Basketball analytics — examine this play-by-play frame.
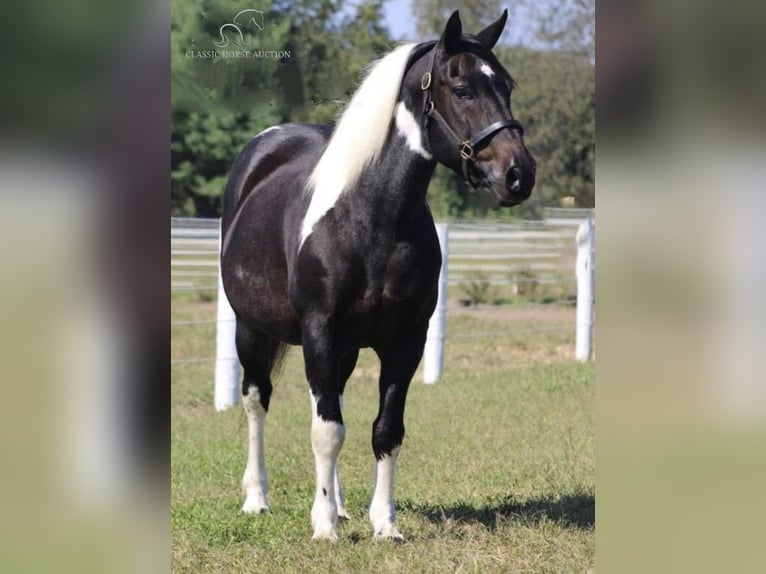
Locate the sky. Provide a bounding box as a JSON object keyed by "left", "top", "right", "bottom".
{"left": 382, "top": 0, "right": 539, "bottom": 45}
{"left": 383, "top": 0, "right": 417, "bottom": 40}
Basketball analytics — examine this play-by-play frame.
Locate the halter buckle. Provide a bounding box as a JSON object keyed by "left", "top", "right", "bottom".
{"left": 420, "top": 72, "right": 431, "bottom": 91}
{"left": 460, "top": 141, "right": 475, "bottom": 161}
{"left": 425, "top": 100, "right": 434, "bottom": 114}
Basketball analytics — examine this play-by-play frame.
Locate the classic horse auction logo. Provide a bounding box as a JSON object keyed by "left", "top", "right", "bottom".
{"left": 185, "top": 9, "right": 290, "bottom": 59}
{"left": 214, "top": 9, "right": 265, "bottom": 48}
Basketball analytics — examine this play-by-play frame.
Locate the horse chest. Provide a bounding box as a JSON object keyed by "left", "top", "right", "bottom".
{"left": 345, "top": 245, "right": 440, "bottom": 327}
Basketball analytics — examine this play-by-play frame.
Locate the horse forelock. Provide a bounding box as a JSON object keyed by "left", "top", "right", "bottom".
{"left": 300, "top": 43, "right": 417, "bottom": 248}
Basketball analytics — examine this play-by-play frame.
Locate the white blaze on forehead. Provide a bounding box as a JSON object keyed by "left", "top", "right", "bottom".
{"left": 480, "top": 63, "right": 495, "bottom": 78}
{"left": 395, "top": 102, "right": 432, "bottom": 160}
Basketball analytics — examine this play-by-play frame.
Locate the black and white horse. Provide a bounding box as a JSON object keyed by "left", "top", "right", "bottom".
{"left": 221, "top": 10, "right": 535, "bottom": 541}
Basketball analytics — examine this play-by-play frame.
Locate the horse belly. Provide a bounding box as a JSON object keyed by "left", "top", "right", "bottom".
{"left": 241, "top": 271, "right": 300, "bottom": 335}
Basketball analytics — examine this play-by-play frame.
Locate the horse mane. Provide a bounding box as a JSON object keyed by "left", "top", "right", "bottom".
{"left": 301, "top": 43, "right": 417, "bottom": 243}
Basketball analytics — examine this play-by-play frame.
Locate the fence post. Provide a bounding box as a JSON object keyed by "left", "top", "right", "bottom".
{"left": 423, "top": 223, "right": 449, "bottom": 383}
{"left": 575, "top": 216, "right": 595, "bottom": 362}
{"left": 214, "top": 219, "right": 241, "bottom": 411}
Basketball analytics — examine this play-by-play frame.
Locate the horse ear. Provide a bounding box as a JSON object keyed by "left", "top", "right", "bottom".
{"left": 476, "top": 10, "right": 508, "bottom": 49}
{"left": 439, "top": 10, "right": 463, "bottom": 54}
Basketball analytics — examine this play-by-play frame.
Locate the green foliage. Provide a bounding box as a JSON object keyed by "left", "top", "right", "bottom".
{"left": 502, "top": 46, "right": 595, "bottom": 216}
{"left": 171, "top": 0, "right": 392, "bottom": 216}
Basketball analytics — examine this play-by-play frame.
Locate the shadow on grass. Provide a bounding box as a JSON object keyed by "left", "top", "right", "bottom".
{"left": 400, "top": 493, "right": 594, "bottom": 530}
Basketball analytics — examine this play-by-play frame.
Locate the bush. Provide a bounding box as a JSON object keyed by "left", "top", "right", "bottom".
{"left": 512, "top": 268, "right": 539, "bottom": 297}
{"left": 460, "top": 271, "right": 496, "bottom": 306}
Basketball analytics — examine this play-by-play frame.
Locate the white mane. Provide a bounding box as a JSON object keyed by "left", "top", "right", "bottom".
{"left": 300, "top": 43, "right": 417, "bottom": 248}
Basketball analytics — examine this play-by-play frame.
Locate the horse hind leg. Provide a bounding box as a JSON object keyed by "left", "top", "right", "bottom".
{"left": 237, "top": 322, "right": 286, "bottom": 514}
{"left": 334, "top": 350, "right": 359, "bottom": 520}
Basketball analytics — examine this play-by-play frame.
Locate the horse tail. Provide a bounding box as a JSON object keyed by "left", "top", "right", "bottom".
{"left": 270, "top": 341, "right": 290, "bottom": 380}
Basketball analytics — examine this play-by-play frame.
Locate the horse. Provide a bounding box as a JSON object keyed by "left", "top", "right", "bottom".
{"left": 220, "top": 9, "right": 536, "bottom": 541}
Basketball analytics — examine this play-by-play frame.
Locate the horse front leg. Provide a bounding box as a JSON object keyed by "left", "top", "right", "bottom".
{"left": 369, "top": 327, "right": 427, "bottom": 541}
{"left": 302, "top": 324, "right": 345, "bottom": 540}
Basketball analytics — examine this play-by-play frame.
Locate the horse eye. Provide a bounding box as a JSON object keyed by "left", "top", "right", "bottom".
{"left": 452, "top": 86, "right": 472, "bottom": 100}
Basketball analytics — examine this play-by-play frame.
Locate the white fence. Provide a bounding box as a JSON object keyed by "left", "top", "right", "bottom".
{"left": 171, "top": 215, "right": 587, "bottom": 293}
{"left": 171, "top": 211, "right": 594, "bottom": 409}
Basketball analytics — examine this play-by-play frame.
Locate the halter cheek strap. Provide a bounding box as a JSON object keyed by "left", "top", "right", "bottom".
{"left": 419, "top": 45, "right": 524, "bottom": 186}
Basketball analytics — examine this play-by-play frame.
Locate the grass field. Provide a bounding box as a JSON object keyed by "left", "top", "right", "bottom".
{"left": 172, "top": 302, "right": 594, "bottom": 573}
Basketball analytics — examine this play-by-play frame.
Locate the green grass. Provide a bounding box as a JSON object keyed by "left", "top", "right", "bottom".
{"left": 172, "top": 303, "right": 594, "bottom": 573}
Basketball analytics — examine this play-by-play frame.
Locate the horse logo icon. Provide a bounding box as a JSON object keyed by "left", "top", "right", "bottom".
{"left": 215, "top": 9, "right": 265, "bottom": 48}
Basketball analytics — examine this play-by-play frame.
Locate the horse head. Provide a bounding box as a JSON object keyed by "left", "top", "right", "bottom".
{"left": 424, "top": 10, "right": 536, "bottom": 207}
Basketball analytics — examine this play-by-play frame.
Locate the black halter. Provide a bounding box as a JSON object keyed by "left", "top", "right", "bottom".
{"left": 416, "top": 42, "right": 525, "bottom": 186}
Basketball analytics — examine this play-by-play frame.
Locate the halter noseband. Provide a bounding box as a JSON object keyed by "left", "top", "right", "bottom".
{"left": 418, "top": 43, "right": 524, "bottom": 186}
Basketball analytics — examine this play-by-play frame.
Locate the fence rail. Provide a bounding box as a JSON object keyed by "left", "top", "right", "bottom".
{"left": 171, "top": 214, "right": 591, "bottom": 292}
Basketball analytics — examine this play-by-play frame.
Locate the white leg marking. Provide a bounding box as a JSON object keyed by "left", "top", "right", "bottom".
{"left": 395, "top": 102, "right": 432, "bottom": 160}
{"left": 310, "top": 393, "right": 345, "bottom": 540}
{"left": 241, "top": 386, "right": 270, "bottom": 514}
{"left": 480, "top": 63, "right": 495, "bottom": 78}
{"left": 335, "top": 395, "right": 349, "bottom": 520}
{"left": 334, "top": 465, "right": 349, "bottom": 520}
{"left": 369, "top": 447, "right": 403, "bottom": 540}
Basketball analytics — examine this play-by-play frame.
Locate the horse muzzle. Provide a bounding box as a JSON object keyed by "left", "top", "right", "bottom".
{"left": 489, "top": 161, "right": 535, "bottom": 207}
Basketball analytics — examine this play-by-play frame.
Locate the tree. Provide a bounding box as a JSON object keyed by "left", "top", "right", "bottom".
{"left": 507, "top": 0, "right": 595, "bottom": 211}
{"left": 499, "top": 45, "right": 595, "bottom": 215}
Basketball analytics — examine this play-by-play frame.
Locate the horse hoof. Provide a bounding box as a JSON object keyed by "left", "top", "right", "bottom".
{"left": 241, "top": 498, "right": 269, "bottom": 514}
{"left": 373, "top": 526, "right": 405, "bottom": 542}
{"left": 311, "top": 529, "right": 339, "bottom": 541}
{"left": 337, "top": 507, "right": 351, "bottom": 521}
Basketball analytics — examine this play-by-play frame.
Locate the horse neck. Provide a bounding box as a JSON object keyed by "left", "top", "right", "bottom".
{"left": 361, "top": 147, "right": 434, "bottom": 223}
{"left": 351, "top": 78, "right": 437, "bottom": 230}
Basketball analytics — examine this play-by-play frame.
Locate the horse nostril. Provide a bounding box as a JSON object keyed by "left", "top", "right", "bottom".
{"left": 506, "top": 166, "right": 521, "bottom": 191}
